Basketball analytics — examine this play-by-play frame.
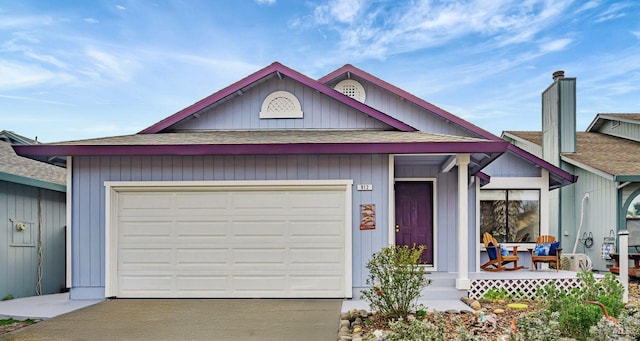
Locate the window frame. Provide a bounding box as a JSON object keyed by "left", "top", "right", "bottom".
{"left": 479, "top": 189, "right": 541, "bottom": 243}
{"left": 476, "top": 173, "right": 550, "bottom": 254}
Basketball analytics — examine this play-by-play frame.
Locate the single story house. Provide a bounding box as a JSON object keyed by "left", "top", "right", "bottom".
{"left": 1, "top": 130, "right": 67, "bottom": 299}
{"left": 504, "top": 73, "right": 640, "bottom": 271}
{"left": 14, "top": 62, "right": 576, "bottom": 300}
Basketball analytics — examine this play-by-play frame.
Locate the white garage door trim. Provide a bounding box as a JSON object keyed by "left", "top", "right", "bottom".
{"left": 105, "top": 180, "right": 353, "bottom": 298}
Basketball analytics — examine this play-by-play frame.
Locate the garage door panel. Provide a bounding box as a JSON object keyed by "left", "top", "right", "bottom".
{"left": 120, "top": 221, "right": 172, "bottom": 238}
{"left": 176, "top": 249, "right": 228, "bottom": 264}
{"left": 232, "top": 276, "right": 286, "bottom": 291}
{"left": 116, "top": 186, "right": 347, "bottom": 298}
{"left": 120, "top": 248, "right": 172, "bottom": 266}
{"left": 232, "top": 249, "right": 286, "bottom": 264}
{"left": 175, "top": 222, "right": 227, "bottom": 238}
{"left": 232, "top": 222, "right": 285, "bottom": 237}
{"left": 290, "top": 248, "right": 342, "bottom": 264}
{"left": 290, "top": 276, "right": 343, "bottom": 291}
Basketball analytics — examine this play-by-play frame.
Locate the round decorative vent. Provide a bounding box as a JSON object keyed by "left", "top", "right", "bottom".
{"left": 259, "top": 91, "right": 303, "bottom": 119}
{"left": 334, "top": 79, "right": 366, "bottom": 103}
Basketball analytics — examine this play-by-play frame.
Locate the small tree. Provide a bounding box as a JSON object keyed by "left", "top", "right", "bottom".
{"left": 361, "top": 245, "right": 431, "bottom": 320}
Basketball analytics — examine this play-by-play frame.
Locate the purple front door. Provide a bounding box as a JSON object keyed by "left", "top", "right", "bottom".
{"left": 395, "top": 181, "right": 434, "bottom": 264}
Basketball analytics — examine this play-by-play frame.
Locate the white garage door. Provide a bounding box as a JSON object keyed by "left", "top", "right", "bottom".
{"left": 112, "top": 184, "right": 349, "bottom": 298}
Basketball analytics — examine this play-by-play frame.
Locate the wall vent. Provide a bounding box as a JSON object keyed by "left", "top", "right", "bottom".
{"left": 334, "top": 79, "right": 366, "bottom": 103}
{"left": 259, "top": 91, "right": 303, "bottom": 119}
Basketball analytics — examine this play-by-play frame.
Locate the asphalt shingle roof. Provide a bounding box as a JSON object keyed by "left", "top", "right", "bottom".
{"left": 51, "top": 130, "right": 491, "bottom": 145}
{"left": 0, "top": 141, "right": 66, "bottom": 186}
{"left": 505, "top": 131, "right": 640, "bottom": 177}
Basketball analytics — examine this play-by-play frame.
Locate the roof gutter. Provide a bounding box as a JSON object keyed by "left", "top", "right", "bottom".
{"left": 14, "top": 141, "right": 509, "bottom": 157}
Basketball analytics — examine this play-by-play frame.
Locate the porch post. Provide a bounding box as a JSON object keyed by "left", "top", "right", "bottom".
{"left": 456, "top": 154, "right": 471, "bottom": 290}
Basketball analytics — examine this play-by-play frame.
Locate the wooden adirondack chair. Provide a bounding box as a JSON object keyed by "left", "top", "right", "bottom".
{"left": 481, "top": 232, "right": 524, "bottom": 272}
{"left": 529, "top": 235, "right": 562, "bottom": 271}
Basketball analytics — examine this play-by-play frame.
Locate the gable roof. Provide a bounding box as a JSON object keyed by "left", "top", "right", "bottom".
{"left": 139, "top": 62, "right": 416, "bottom": 134}
{"left": 0, "top": 130, "right": 38, "bottom": 145}
{"left": 587, "top": 113, "right": 640, "bottom": 132}
{"left": 0, "top": 141, "right": 66, "bottom": 192}
{"left": 318, "top": 64, "right": 500, "bottom": 140}
{"left": 505, "top": 130, "right": 640, "bottom": 181}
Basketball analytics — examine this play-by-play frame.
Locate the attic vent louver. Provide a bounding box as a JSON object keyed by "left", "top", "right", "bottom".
{"left": 259, "top": 91, "right": 303, "bottom": 119}
{"left": 334, "top": 79, "right": 366, "bottom": 103}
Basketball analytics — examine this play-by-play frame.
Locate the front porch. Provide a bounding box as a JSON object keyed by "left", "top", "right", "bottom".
{"left": 343, "top": 270, "right": 606, "bottom": 312}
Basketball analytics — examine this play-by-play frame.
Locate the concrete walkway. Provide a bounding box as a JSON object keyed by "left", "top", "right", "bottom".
{"left": 0, "top": 293, "right": 102, "bottom": 320}
{"left": 1, "top": 299, "right": 342, "bottom": 341}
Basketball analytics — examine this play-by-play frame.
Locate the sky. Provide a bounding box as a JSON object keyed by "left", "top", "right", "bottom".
{"left": 1, "top": 0, "right": 639, "bottom": 142}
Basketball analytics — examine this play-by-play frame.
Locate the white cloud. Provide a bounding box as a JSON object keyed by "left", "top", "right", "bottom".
{"left": 0, "top": 15, "right": 53, "bottom": 29}
{"left": 539, "top": 38, "right": 572, "bottom": 52}
{"left": 116, "top": 5, "right": 126, "bottom": 11}
{"left": 633, "top": 31, "right": 640, "bottom": 39}
{"left": 304, "top": 0, "right": 574, "bottom": 60}
{"left": 85, "top": 48, "right": 138, "bottom": 81}
{"left": 255, "top": 0, "right": 276, "bottom": 5}
{"left": 594, "top": 2, "right": 632, "bottom": 23}
{"left": 0, "top": 60, "right": 71, "bottom": 90}
{"left": 575, "top": 0, "right": 601, "bottom": 13}
{"left": 314, "top": 0, "right": 365, "bottom": 24}
{"left": 84, "top": 17, "right": 99, "bottom": 24}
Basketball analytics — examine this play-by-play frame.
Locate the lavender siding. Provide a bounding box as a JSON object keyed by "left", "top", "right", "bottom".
{"left": 171, "top": 77, "right": 391, "bottom": 131}
{"left": 71, "top": 154, "right": 390, "bottom": 298}
{"left": 326, "top": 76, "right": 478, "bottom": 137}
{"left": 483, "top": 152, "right": 542, "bottom": 177}
{"left": 392, "top": 166, "right": 478, "bottom": 273}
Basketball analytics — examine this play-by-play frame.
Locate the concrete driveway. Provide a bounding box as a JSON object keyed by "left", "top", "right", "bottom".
{"left": 1, "top": 299, "right": 341, "bottom": 341}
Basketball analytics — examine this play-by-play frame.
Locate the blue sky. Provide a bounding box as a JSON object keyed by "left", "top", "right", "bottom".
{"left": 1, "top": 0, "right": 639, "bottom": 142}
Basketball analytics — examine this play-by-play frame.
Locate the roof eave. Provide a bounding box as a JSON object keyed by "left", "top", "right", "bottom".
{"left": 506, "top": 144, "right": 577, "bottom": 188}
{"left": 0, "top": 171, "right": 66, "bottom": 192}
{"left": 614, "top": 175, "right": 640, "bottom": 182}
{"left": 14, "top": 141, "right": 508, "bottom": 157}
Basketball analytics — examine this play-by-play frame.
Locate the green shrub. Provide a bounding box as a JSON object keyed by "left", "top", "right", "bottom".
{"left": 361, "top": 245, "right": 431, "bottom": 320}
{"left": 482, "top": 288, "right": 509, "bottom": 301}
{"left": 385, "top": 314, "right": 445, "bottom": 341}
{"left": 2, "top": 294, "right": 13, "bottom": 301}
{"left": 535, "top": 270, "right": 625, "bottom": 340}
{"left": 509, "top": 310, "right": 561, "bottom": 341}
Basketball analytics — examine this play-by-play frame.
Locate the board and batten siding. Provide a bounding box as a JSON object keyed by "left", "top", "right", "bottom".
{"left": 394, "top": 165, "right": 469, "bottom": 273}
{"left": 71, "top": 154, "right": 389, "bottom": 299}
{"left": 597, "top": 119, "right": 640, "bottom": 142}
{"left": 171, "top": 77, "right": 391, "bottom": 131}
{"left": 0, "top": 181, "right": 66, "bottom": 299}
{"left": 564, "top": 168, "right": 617, "bottom": 271}
{"left": 325, "top": 76, "right": 480, "bottom": 138}
{"left": 482, "top": 152, "right": 542, "bottom": 178}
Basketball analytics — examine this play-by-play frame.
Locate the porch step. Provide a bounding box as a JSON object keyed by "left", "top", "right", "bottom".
{"left": 420, "top": 286, "right": 467, "bottom": 300}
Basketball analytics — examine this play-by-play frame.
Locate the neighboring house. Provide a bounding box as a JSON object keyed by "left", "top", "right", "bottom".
{"left": 503, "top": 72, "right": 640, "bottom": 271}
{"left": 0, "top": 130, "right": 67, "bottom": 299}
{"left": 14, "top": 62, "right": 575, "bottom": 300}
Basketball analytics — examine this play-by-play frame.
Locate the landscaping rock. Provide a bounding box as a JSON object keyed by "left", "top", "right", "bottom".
{"left": 445, "top": 309, "right": 459, "bottom": 314}
{"left": 494, "top": 308, "right": 505, "bottom": 314}
{"left": 339, "top": 320, "right": 350, "bottom": 328}
{"left": 470, "top": 300, "right": 482, "bottom": 310}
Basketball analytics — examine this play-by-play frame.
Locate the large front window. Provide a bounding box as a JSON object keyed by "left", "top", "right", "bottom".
{"left": 480, "top": 189, "right": 540, "bottom": 243}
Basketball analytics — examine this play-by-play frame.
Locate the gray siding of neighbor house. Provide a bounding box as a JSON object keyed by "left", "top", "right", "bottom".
{"left": 562, "top": 168, "right": 617, "bottom": 271}
{"left": 0, "top": 181, "right": 66, "bottom": 299}
{"left": 171, "top": 77, "right": 392, "bottom": 131}
{"left": 597, "top": 119, "right": 640, "bottom": 142}
{"left": 353, "top": 78, "right": 478, "bottom": 137}
{"left": 71, "top": 154, "right": 398, "bottom": 298}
